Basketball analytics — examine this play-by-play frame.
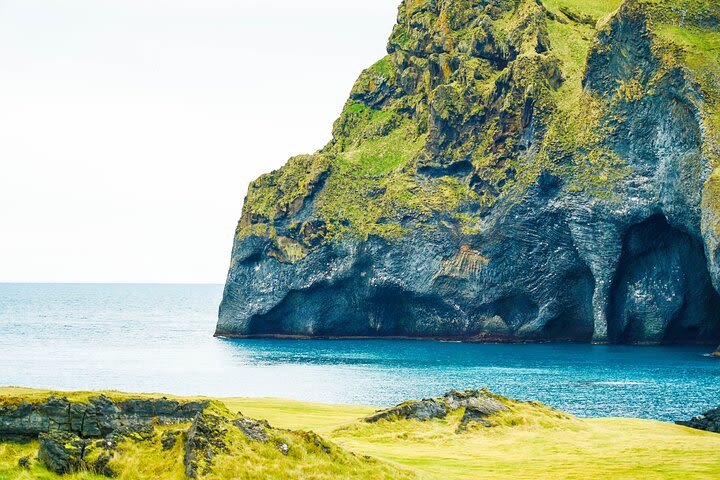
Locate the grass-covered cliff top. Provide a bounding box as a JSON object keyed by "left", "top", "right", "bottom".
{"left": 1, "top": 387, "right": 720, "bottom": 479}
{"left": 235, "top": 0, "right": 720, "bottom": 262}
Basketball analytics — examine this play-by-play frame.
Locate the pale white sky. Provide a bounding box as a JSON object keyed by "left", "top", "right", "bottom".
{"left": 0, "top": 0, "right": 398, "bottom": 283}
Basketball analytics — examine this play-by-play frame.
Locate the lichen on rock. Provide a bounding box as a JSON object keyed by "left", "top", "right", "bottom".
{"left": 365, "top": 389, "right": 515, "bottom": 432}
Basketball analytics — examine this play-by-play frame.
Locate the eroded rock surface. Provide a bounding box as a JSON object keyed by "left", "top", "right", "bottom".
{"left": 37, "top": 431, "right": 116, "bottom": 476}
{"left": 37, "top": 431, "right": 87, "bottom": 475}
{"left": 366, "top": 389, "right": 508, "bottom": 430}
{"left": 184, "top": 413, "right": 229, "bottom": 478}
{"left": 0, "top": 395, "right": 207, "bottom": 443}
{"left": 366, "top": 399, "right": 449, "bottom": 423}
{"left": 0, "top": 395, "right": 206, "bottom": 476}
{"left": 218, "top": 0, "right": 720, "bottom": 346}
{"left": 233, "top": 417, "right": 270, "bottom": 443}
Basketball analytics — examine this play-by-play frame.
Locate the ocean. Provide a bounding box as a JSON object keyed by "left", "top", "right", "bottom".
{"left": 0, "top": 283, "right": 718, "bottom": 421}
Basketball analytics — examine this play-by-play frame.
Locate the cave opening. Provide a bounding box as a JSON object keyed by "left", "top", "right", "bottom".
{"left": 541, "top": 269, "right": 596, "bottom": 342}
{"left": 607, "top": 214, "right": 720, "bottom": 344}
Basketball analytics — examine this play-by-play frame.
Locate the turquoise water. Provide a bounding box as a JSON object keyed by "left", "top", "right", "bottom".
{"left": 0, "top": 283, "right": 718, "bottom": 421}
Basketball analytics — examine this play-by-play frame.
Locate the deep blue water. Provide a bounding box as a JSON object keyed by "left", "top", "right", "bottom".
{"left": 0, "top": 283, "right": 718, "bottom": 421}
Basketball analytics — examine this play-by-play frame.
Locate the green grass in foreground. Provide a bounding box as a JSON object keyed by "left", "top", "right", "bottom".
{"left": 1, "top": 387, "right": 720, "bottom": 479}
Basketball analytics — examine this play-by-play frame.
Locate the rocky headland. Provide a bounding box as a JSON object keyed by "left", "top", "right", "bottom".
{"left": 218, "top": 0, "right": 720, "bottom": 346}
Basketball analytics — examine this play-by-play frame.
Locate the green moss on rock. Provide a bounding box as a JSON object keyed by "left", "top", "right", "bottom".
{"left": 233, "top": 0, "right": 720, "bottom": 262}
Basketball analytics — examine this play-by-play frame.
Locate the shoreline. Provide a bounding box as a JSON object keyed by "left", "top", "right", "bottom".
{"left": 0, "top": 385, "right": 707, "bottom": 424}
{"left": 214, "top": 332, "right": 720, "bottom": 349}
{"left": 0, "top": 384, "right": 714, "bottom": 427}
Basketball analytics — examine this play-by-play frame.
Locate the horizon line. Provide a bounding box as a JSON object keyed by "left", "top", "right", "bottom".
{"left": 0, "top": 281, "right": 224, "bottom": 286}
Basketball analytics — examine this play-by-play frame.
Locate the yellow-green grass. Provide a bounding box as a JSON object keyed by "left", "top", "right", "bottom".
{"left": 329, "top": 408, "right": 720, "bottom": 480}
{"left": 1, "top": 387, "right": 720, "bottom": 480}
{"left": 542, "top": 0, "right": 623, "bottom": 23}
{"left": 222, "top": 397, "right": 376, "bottom": 431}
{"left": 0, "top": 388, "right": 409, "bottom": 480}
{"left": 0, "top": 425, "right": 410, "bottom": 480}
{"left": 0, "top": 387, "right": 375, "bottom": 431}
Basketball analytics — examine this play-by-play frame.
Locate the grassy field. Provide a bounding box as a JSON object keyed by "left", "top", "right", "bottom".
{"left": 329, "top": 413, "right": 720, "bottom": 480}
{"left": 233, "top": 394, "right": 720, "bottom": 480}
{"left": 1, "top": 387, "right": 719, "bottom": 479}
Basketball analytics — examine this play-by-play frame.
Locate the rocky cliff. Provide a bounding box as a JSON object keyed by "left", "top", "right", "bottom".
{"left": 218, "top": 0, "right": 720, "bottom": 345}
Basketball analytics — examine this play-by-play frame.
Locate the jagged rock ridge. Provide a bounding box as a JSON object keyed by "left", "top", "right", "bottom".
{"left": 218, "top": 0, "right": 720, "bottom": 345}
{"left": 0, "top": 394, "right": 409, "bottom": 479}
{"left": 0, "top": 395, "right": 207, "bottom": 475}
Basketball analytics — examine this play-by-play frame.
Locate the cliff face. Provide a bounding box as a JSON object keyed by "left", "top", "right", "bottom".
{"left": 218, "top": 0, "right": 720, "bottom": 344}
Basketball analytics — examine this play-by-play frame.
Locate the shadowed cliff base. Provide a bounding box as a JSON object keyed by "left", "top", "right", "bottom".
{"left": 608, "top": 214, "right": 720, "bottom": 345}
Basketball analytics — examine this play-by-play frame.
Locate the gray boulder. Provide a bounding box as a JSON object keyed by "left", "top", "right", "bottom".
{"left": 233, "top": 417, "right": 270, "bottom": 443}
{"left": 365, "top": 388, "right": 509, "bottom": 430}
{"left": 365, "top": 399, "right": 449, "bottom": 423}
{"left": 676, "top": 407, "right": 720, "bottom": 433}
{"left": 38, "top": 432, "right": 89, "bottom": 475}
{"left": 184, "top": 413, "right": 228, "bottom": 479}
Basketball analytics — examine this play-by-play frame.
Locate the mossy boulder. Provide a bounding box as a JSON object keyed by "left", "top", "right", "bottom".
{"left": 364, "top": 389, "right": 531, "bottom": 432}
{"left": 37, "top": 432, "right": 87, "bottom": 474}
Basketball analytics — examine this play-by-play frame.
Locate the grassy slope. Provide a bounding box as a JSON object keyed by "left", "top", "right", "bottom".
{"left": 0, "top": 389, "right": 408, "bottom": 480}
{"left": 1, "top": 388, "right": 720, "bottom": 479}
{"left": 330, "top": 414, "right": 720, "bottom": 480}
{"left": 0, "top": 388, "right": 376, "bottom": 431}
{"left": 223, "top": 397, "right": 376, "bottom": 431}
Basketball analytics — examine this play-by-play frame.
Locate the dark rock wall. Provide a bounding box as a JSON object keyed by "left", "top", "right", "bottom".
{"left": 608, "top": 215, "right": 720, "bottom": 344}
{"left": 0, "top": 395, "right": 207, "bottom": 443}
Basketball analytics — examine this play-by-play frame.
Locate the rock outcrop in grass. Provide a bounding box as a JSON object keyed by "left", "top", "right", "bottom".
{"left": 2, "top": 388, "right": 720, "bottom": 479}
{"left": 363, "top": 388, "right": 570, "bottom": 433}
{"left": 0, "top": 391, "right": 414, "bottom": 479}
{"left": 0, "top": 394, "right": 207, "bottom": 444}
{"left": 365, "top": 389, "right": 509, "bottom": 430}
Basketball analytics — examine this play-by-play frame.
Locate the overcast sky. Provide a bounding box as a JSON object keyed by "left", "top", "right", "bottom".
{"left": 0, "top": 0, "right": 398, "bottom": 283}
